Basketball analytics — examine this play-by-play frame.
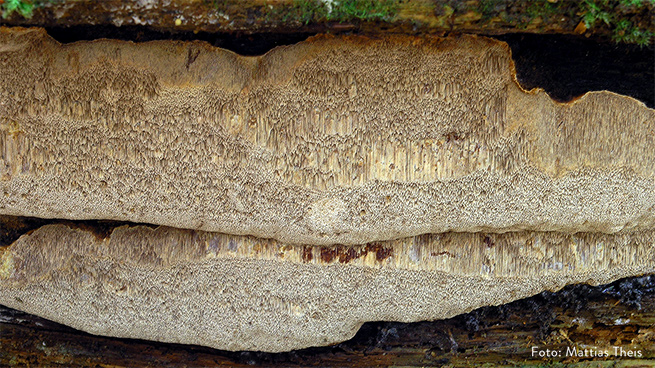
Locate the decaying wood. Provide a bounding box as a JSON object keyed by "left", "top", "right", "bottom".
{"left": 1, "top": 0, "right": 652, "bottom": 44}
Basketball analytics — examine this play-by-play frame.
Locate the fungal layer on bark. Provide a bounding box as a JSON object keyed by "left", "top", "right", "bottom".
{"left": 0, "top": 27, "right": 654, "bottom": 352}
{"left": 1, "top": 222, "right": 654, "bottom": 352}
{"left": 0, "top": 27, "right": 653, "bottom": 246}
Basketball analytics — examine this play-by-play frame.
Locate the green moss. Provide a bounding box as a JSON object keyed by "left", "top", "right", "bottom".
{"left": 582, "top": 0, "right": 613, "bottom": 28}
{"left": 526, "top": 0, "right": 560, "bottom": 18}
{"left": 284, "top": 0, "right": 329, "bottom": 24}
{"left": 1, "top": 0, "right": 35, "bottom": 19}
{"left": 613, "top": 18, "right": 653, "bottom": 46}
{"left": 619, "top": 0, "right": 653, "bottom": 6}
{"left": 581, "top": 0, "right": 654, "bottom": 46}
{"left": 1, "top": 0, "right": 65, "bottom": 19}
{"left": 260, "top": 0, "right": 328, "bottom": 25}
{"left": 259, "top": 0, "right": 399, "bottom": 25}
{"left": 478, "top": 0, "right": 496, "bottom": 18}
{"left": 328, "top": 0, "right": 399, "bottom": 21}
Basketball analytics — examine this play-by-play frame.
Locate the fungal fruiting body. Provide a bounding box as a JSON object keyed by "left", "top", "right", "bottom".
{"left": 0, "top": 27, "right": 653, "bottom": 352}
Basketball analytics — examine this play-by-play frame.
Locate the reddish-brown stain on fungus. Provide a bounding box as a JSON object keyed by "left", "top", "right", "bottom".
{"left": 302, "top": 246, "right": 313, "bottom": 262}
{"left": 364, "top": 243, "right": 394, "bottom": 262}
{"left": 483, "top": 235, "right": 495, "bottom": 248}
{"left": 314, "top": 243, "right": 394, "bottom": 264}
{"left": 337, "top": 246, "right": 360, "bottom": 264}
{"left": 318, "top": 246, "right": 363, "bottom": 264}
{"left": 320, "top": 247, "right": 338, "bottom": 263}
{"left": 444, "top": 131, "right": 464, "bottom": 143}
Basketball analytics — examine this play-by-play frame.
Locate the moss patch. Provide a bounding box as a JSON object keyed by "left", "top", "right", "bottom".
{"left": 1, "top": 0, "right": 35, "bottom": 18}
{"left": 260, "top": 0, "right": 399, "bottom": 25}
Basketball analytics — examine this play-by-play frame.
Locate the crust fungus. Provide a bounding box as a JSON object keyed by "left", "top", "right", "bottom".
{"left": 0, "top": 27, "right": 653, "bottom": 352}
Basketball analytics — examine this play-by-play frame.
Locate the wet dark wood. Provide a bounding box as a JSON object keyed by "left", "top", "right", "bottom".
{"left": 2, "top": 275, "right": 655, "bottom": 367}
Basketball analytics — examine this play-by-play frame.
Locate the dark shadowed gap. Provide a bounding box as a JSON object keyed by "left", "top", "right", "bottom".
{"left": 495, "top": 33, "right": 654, "bottom": 108}
{"left": 43, "top": 25, "right": 316, "bottom": 56}
{"left": 0, "top": 215, "right": 157, "bottom": 247}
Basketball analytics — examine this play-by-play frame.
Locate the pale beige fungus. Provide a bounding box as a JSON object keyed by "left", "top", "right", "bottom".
{"left": 1, "top": 224, "right": 654, "bottom": 352}
{"left": 0, "top": 27, "right": 654, "bottom": 352}
{"left": 0, "top": 27, "right": 653, "bottom": 245}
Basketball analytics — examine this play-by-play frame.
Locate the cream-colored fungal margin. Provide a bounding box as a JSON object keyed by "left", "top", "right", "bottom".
{"left": 0, "top": 27, "right": 653, "bottom": 245}
{"left": 0, "top": 224, "right": 654, "bottom": 352}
